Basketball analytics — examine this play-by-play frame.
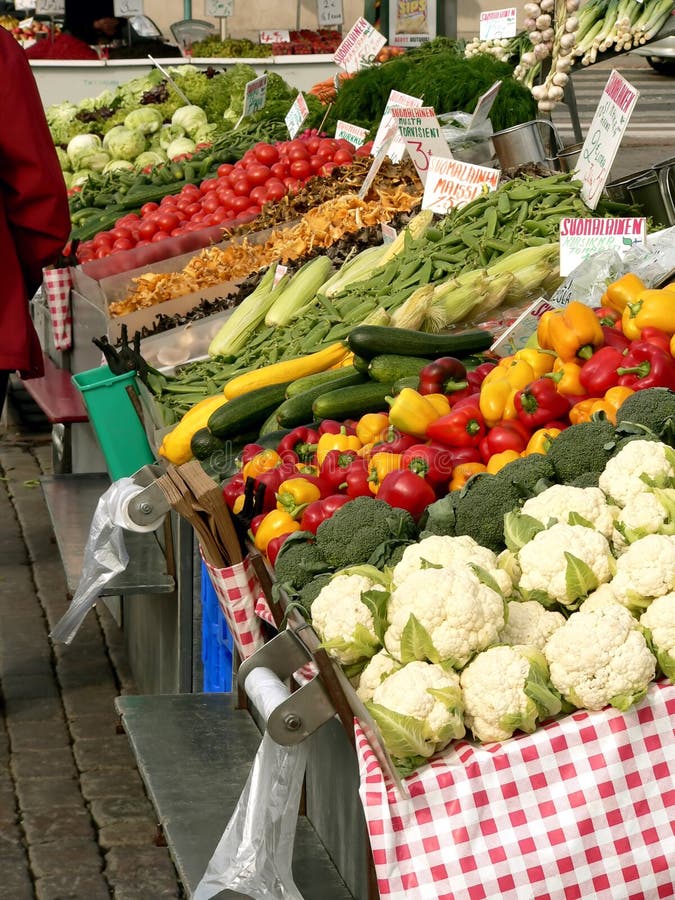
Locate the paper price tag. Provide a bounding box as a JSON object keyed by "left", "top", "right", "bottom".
{"left": 422, "top": 157, "right": 500, "bottom": 214}
{"left": 35, "top": 0, "right": 64, "bottom": 13}
{"left": 371, "top": 89, "right": 423, "bottom": 163}
{"left": 559, "top": 217, "right": 646, "bottom": 276}
{"left": 469, "top": 80, "right": 502, "bottom": 131}
{"left": 205, "top": 0, "right": 234, "bottom": 15}
{"left": 359, "top": 124, "right": 397, "bottom": 200}
{"left": 285, "top": 93, "right": 310, "bottom": 139}
{"left": 389, "top": 0, "right": 437, "bottom": 47}
{"left": 113, "top": 0, "right": 144, "bottom": 15}
{"left": 335, "top": 120, "right": 368, "bottom": 148}
{"left": 260, "top": 29, "right": 290, "bottom": 43}
{"left": 334, "top": 16, "right": 387, "bottom": 73}
{"left": 14, "top": 0, "right": 36, "bottom": 10}
{"left": 317, "top": 0, "right": 342, "bottom": 26}
{"left": 381, "top": 223, "right": 397, "bottom": 244}
{"left": 576, "top": 70, "right": 640, "bottom": 210}
{"left": 390, "top": 106, "right": 452, "bottom": 185}
{"left": 242, "top": 75, "right": 267, "bottom": 118}
{"left": 273, "top": 264, "right": 288, "bottom": 287}
{"left": 479, "top": 7, "right": 517, "bottom": 40}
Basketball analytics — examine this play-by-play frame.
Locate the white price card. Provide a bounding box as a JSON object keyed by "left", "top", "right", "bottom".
{"left": 390, "top": 105, "right": 452, "bottom": 185}
{"left": 35, "top": 0, "right": 64, "bottom": 14}
{"left": 113, "top": 0, "right": 144, "bottom": 16}
{"left": 260, "top": 29, "right": 290, "bottom": 43}
{"left": 559, "top": 217, "right": 647, "bottom": 276}
{"left": 317, "top": 0, "right": 342, "bottom": 27}
{"left": 469, "top": 80, "right": 502, "bottom": 130}
{"left": 422, "top": 157, "right": 500, "bottom": 214}
{"left": 381, "top": 223, "right": 397, "bottom": 244}
{"left": 576, "top": 70, "right": 640, "bottom": 210}
{"left": 273, "top": 264, "right": 288, "bottom": 287}
{"left": 371, "top": 89, "right": 423, "bottom": 163}
{"left": 285, "top": 93, "right": 310, "bottom": 139}
{"left": 235, "top": 74, "right": 267, "bottom": 127}
{"left": 205, "top": 0, "right": 233, "bottom": 16}
{"left": 334, "top": 16, "right": 387, "bottom": 73}
{"left": 14, "top": 0, "right": 36, "bottom": 10}
{"left": 335, "top": 120, "right": 368, "bottom": 148}
{"left": 479, "top": 7, "right": 517, "bottom": 40}
{"left": 358, "top": 123, "right": 397, "bottom": 200}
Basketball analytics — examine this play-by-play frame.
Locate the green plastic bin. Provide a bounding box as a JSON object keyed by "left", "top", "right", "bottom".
{"left": 72, "top": 365, "right": 155, "bottom": 480}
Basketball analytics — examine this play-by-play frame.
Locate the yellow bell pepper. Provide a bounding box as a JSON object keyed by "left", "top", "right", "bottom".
{"left": 603, "top": 273, "right": 646, "bottom": 313}
{"left": 424, "top": 393, "right": 452, "bottom": 416}
{"left": 479, "top": 358, "right": 535, "bottom": 427}
{"left": 449, "top": 462, "right": 486, "bottom": 491}
{"left": 242, "top": 449, "right": 283, "bottom": 481}
{"left": 537, "top": 301, "right": 604, "bottom": 361}
{"left": 356, "top": 412, "right": 389, "bottom": 446}
{"left": 316, "top": 429, "right": 362, "bottom": 465}
{"left": 368, "top": 452, "right": 403, "bottom": 494}
{"left": 486, "top": 449, "right": 521, "bottom": 474}
{"left": 550, "top": 358, "right": 585, "bottom": 396}
{"left": 158, "top": 394, "right": 229, "bottom": 465}
{"left": 254, "top": 509, "right": 300, "bottom": 554}
{"left": 514, "top": 347, "right": 555, "bottom": 377}
{"left": 387, "top": 388, "right": 447, "bottom": 439}
{"left": 621, "top": 288, "right": 675, "bottom": 339}
{"left": 524, "top": 427, "right": 562, "bottom": 456}
{"left": 276, "top": 478, "right": 321, "bottom": 517}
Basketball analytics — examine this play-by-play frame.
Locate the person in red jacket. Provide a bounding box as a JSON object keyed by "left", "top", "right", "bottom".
{"left": 0, "top": 27, "right": 71, "bottom": 414}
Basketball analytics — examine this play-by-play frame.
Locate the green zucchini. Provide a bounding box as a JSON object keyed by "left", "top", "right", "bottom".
{"left": 190, "top": 427, "right": 229, "bottom": 461}
{"left": 392, "top": 375, "right": 420, "bottom": 394}
{"left": 312, "top": 382, "right": 393, "bottom": 421}
{"left": 286, "top": 365, "right": 363, "bottom": 398}
{"left": 278, "top": 371, "right": 368, "bottom": 427}
{"left": 257, "top": 428, "right": 293, "bottom": 447}
{"left": 367, "top": 354, "right": 431, "bottom": 384}
{"left": 347, "top": 325, "right": 493, "bottom": 360}
{"left": 352, "top": 354, "right": 371, "bottom": 375}
{"left": 208, "top": 381, "right": 292, "bottom": 439}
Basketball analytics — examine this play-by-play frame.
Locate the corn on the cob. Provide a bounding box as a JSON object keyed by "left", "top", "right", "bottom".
{"left": 379, "top": 209, "right": 434, "bottom": 265}
{"left": 207, "top": 265, "right": 286, "bottom": 358}
{"left": 321, "top": 245, "right": 387, "bottom": 298}
{"left": 264, "top": 256, "right": 334, "bottom": 328}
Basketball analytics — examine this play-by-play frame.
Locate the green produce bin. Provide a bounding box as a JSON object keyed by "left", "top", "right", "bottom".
{"left": 72, "top": 365, "right": 155, "bottom": 480}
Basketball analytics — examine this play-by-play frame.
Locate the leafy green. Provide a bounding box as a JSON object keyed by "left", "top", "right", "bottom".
{"left": 400, "top": 615, "right": 441, "bottom": 665}
{"left": 564, "top": 552, "right": 599, "bottom": 605}
{"left": 503, "top": 509, "right": 544, "bottom": 553}
{"left": 608, "top": 687, "right": 649, "bottom": 712}
{"left": 567, "top": 512, "right": 595, "bottom": 529}
{"left": 469, "top": 563, "right": 503, "bottom": 597}
{"left": 366, "top": 702, "right": 431, "bottom": 762}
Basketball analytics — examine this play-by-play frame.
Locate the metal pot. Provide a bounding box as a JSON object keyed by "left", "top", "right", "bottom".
{"left": 604, "top": 168, "right": 653, "bottom": 204}
{"left": 628, "top": 168, "right": 675, "bottom": 227}
{"left": 491, "top": 119, "right": 561, "bottom": 169}
{"left": 556, "top": 141, "right": 584, "bottom": 173}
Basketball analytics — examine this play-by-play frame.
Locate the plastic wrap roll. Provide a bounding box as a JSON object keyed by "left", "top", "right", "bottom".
{"left": 113, "top": 481, "right": 164, "bottom": 533}
{"left": 244, "top": 667, "right": 290, "bottom": 724}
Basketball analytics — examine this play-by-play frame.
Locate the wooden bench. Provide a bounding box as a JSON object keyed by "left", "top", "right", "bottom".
{"left": 20, "top": 354, "right": 88, "bottom": 472}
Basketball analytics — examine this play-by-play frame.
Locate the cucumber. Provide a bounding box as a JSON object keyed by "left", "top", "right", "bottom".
{"left": 190, "top": 427, "right": 229, "bottom": 461}
{"left": 352, "top": 354, "right": 371, "bottom": 375}
{"left": 312, "top": 382, "right": 393, "bottom": 421}
{"left": 368, "top": 354, "right": 431, "bottom": 384}
{"left": 277, "top": 371, "right": 368, "bottom": 427}
{"left": 285, "top": 365, "right": 363, "bottom": 398}
{"left": 347, "top": 325, "right": 493, "bottom": 360}
{"left": 258, "top": 408, "right": 284, "bottom": 437}
{"left": 208, "top": 382, "right": 292, "bottom": 439}
{"left": 257, "top": 428, "right": 293, "bottom": 448}
{"left": 392, "top": 375, "right": 420, "bottom": 394}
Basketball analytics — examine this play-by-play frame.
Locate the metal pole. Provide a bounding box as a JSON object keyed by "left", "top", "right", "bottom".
{"left": 183, "top": 0, "right": 192, "bottom": 19}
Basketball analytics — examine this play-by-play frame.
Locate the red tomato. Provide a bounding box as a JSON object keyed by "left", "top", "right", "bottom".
{"left": 249, "top": 185, "right": 269, "bottom": 206}
{"left": 232, "top": 176, "right": 252, "bottom": 197}
{"left": 288, "top": 145, "right": 310, "bottom": 162}
{"left": 318, "top": 162, "right": 335, "bottom": 177}
{"left": 246, "top": 204, "right": 261, "bottom": 217}
{"left": 270, "top": 161, "right": 289, "bottom": 179}
{"left": 333, "top": 148, "right": 354, "bottom": 166}
{"left": 253, "top": 143, "right": 279, "bottom": 165}
{"left": 201, "top": 192, "right": 221, "bottom": 214}
{"left": 210, "top": 207, "right": 230, "bottom": 223}
{"left": 318, "top": 138, "right": 339, "bottom": 155}
{"left": 184, "top": 202, "right": 202, "bottom": 218}
{"left": 170, "top": 227, "right": 183, "bottom": 237}
{"left": 335, "top": 139, "right": 355, "bottom": 153}
{"left": 140, "top": 201, "right": 159, "bottom": 216}
{"left": 109, "top": 226, "right": 132, "bottom": 242}
{"left": 116, "top": 213, "right": 139, "bottom": 227}
{"left": 93, "top": 231, "right": 113, "bottom": 247}
{"left": 135, "top": 240, "right": 151, "bottom": 248}
{"left": 156, "top": 210, "right": 179, "bottom": 233}
{"left": 289, "top": 158, "right": 312, "bottom": 180}
{"left": 265, "top": 180, "right": 287, "bottom": 202}
{"left": 242, "top": 149, "right": 258, "bottom": 165}
{"left": 246, "top": 164, "right": 271, "bottom": 186}
{"left": 151, "top": 230, "right": 171, "bottom": 242}
{"left": 95, "top": 247, "right": 110, "bottom": 259}
{"left": 283, "top": 177, "right": 301, "bottom": 193}
{"left": 231, "top": 195, "right": 251, "bottom": 214}
{"left": 217, "top": 162, "right": 234, "bottom": 178}
{"left": 309, "top": 155, "right": 325, "bottom": 173}
{"left": 200, "top": 177, "right": 220, "bottom": 194}
{"left": 304, "top": 136, "right": 321, "bottom": 154}
{"left": 181, "top": 183, "right": 200, "bottom": 198}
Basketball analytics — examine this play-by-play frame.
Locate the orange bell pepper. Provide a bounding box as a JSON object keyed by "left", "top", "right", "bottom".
{"left": 486, "top": 449, "right": 521, "bottom": 474}
{"left": 603, "top": 273, "right": 646, "bottom": 313}
{"left": 524, "top": 427, "right": 562, "bottom": 456}
{"left": 316, "top": 429, "right": 362, "bottom": 465}
{"left": 537, "top": 301, "right": 604, "bottom": 361}
{"left": 254, "top": 509, "right": 300, "bottom": 554}
{"left": 549, "top": 358, "right": 585, "bottom": 396}
{"left": 449, "top": 462, "right": 486, "bottom": 491}
{"left": 356, "top": 412, "right": 389, "bottom": 446}
{"left": 569, "top": 397, "right": 600, "bottom": 425}
{"left": 588, "top": 385, "right": 635, "bottom": 425}
{"left": 368, "top": 452, "right": 403, "bottom": 494}
{"left": 242, "top": 449, "right": 282, "bottom": 480}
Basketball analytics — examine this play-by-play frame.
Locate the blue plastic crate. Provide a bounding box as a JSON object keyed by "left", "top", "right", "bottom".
{"left": 200, "top": 562, "right": 234, "bottom": 692}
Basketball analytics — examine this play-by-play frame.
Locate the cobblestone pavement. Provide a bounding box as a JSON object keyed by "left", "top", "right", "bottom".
{"left": 0, "top": 427, "right": 184, "bottom": 900}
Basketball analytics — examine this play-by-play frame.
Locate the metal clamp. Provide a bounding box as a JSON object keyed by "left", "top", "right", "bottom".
{"left": 238, "top": 630, "right": 337, "bottom": 747}
{"left": 125, "top": 464, "right": 170, "bottom": 530}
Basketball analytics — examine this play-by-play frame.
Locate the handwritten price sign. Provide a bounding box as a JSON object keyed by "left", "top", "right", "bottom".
{"left": 113, "top": 0, "right": 144, "bottom": 15}
{"left": 317, "top": 0, "right": 342, "bottom": 26}
{"left": 205, "top": 0, "right": 234, "bottom": 15}
{"left": 260, "top": 29, "right": 290, "bottom": 43}
{"left": 422, "top": 157, "right": 500, "bottom": 214}
{"left": 334, "top": 17, "right": 386, "bottom": 73}
{"left": 390, "top": 106, "right": 452, "bottom": 185}
{"left": 371, "top": 89, "right": 423, "bottom": 163}
{"left": 479, "top": 7, "right": 517, "bottom": 40}
{"left": 285, "top": 93, "right": 310, "bottom": 139}
{"left": 35, "top": 0, "right": 65, "bottom": 14}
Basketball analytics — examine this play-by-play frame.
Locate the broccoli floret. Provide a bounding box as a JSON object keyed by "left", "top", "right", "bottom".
{"left": 296, "top": 574, "right": 333, "bottom": 616}
{"left": 273, "top": 532, "right": 330, "bottom": 592}
{"left": 545, "top": 419, "right": 617, "bottom": 483}
{"left": 615, "top": 388, "right": 675, "bottom": 445}
{"left": 315, "top": 496, "right": 417, "bottom": 570}
{"left": 453, "top": 473, "right": 522, "bottom": 553}
{"left": 495, "top": 453, "right": 557, "bottom": 498}
{"left": 419, "top": 490, "right": 461, "bottom": 536}
{"left": 569, "top": 471, "right": 600, "bottom": 489}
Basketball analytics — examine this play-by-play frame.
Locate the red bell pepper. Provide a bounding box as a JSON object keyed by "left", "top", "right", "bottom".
{"left": 222, "top": 472, "right": 245, "bottom": 510}
{"left": 594, "top": 307, "right": 622, "bottom": 328}
{"left": 514, "top": 378, "right": 571, "bottom": 429}
{"left": 579, "top": 345, "right": 624, "bottom": 396}
{"left": 342, "top": 458, "right": 372, "bottom": 497}
{"left": 254, "top": 462, "right": 299, "bottom": 511}
{"left": 401, "top": 443, "right": 455, "bottom": 488}
{"left": 639, "top": 327, "right": 671, "bottom": 354}
{"left": 241, "top": 443, "right": 266, "bottom": 465}
{"left": 480, "top": 419, "right": 531, "bottom": 462}
{"left": 250, "top": 513, "right": 266, "bottom": 535}
{"left": 320, "top": 449, "right": 359, "bottom": 492}
{"left": 299, "top": 494, "right": 351, "bottom": 533}
{"left": 372, "top": 426, "right": 418, "bottom": 454}
{"left": 600, "top": 325, "right": 631, "bottom": 352}
{"left": 418, "top": 357, "right": 468, "bottom": 395}
{"left": 266, "top": 532, "right": 294, "bottom": 566}
{"left": 276, "top": 426, "right": 319, "bottom": 463}
{"left": 617, "top": 341, "right": 675, "bottom": 391}
{"left": 377, "top": 470, "right": 436, "bottom": 521}
{"left": 448, "top": 391, "right": 481, "bottom": 411}
{"left": 318, "top": 419, "right": 356, "bottom": 436}
{"left": 443, "top": 445, "right": 483, "bottom": 467}
{"left": 425, "top": 403, "right": 486, "bottom": 447}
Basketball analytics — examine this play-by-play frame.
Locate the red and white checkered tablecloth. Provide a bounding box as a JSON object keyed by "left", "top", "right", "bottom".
{"left": 356, "top": 681, "right": 675, "bottom": 900}
{"left": 201, "top": 553, "right": 268, "bottom": 661}
{"left": 42, "top": 267, "right": 73, "bottom": 351}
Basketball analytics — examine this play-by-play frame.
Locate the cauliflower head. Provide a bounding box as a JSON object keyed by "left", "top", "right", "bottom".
{"left": 599, "top": 440, "right": 675, "bottom": 508}
{"left": 517, "top": 523, "right": 614, "bottom": 609}
{"left": 498, "top": 600, "right": 565, "bottom": 651}
{"left": 356, "top": 650, "right": 402, "bottom": 702}
{"left": 610, "top": 533, "right": 675, "bottom": 612}
{"left": 461, "top": 645, "right": 562, "bottom": 743}
{"left": 582, "top": 582, "right": 621, "bottom": 612}
{"left": 544, "top": 604, "right": 656, "bottom": 711}
{"left": 520, "top": 484, "right": 618, "bottom": 539}
{"left": 367, "top": 660, "right": 465, "bottom": 771}
{"left": 385, "top": 565, "right": 505, "bottom": 669}
{"left": 311, "top": 573, "right": 388, "bottom": 670}
{"left": 640, "top": 593, "right": 675, "bottom": 682}
{"left": 612, "top": 488, "right": 675, "bottom": 552}
{"left": 391, "top": 534, "right": 512, "bottom": 596}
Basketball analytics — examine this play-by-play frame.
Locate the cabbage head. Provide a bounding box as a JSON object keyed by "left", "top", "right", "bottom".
{"left": 102, "top": 125, "right": 128, "bottom": 151}
{"left": 67, "top": 134, "right": 102, "bottom": 169}
{"left": 157, "top": 123, "right": 185, "bottom": 150}
{"left": 134, "top": 150, "right": 167, "bottom": 169}
{"left": 124, "top": 107, "right": 164, "bottom": 135}
{"left": 107, "top": 128, "right": 147, "bottom": 162}
{"left": 103, "top": 159, "right": 135, "bottom": 174}
{"left": 71, "top": 170, "right": 94, "bottom": 187}
{"left": 192, "top": 122, "right": 219, "bottom": 145}
{"left": 166, "top": 137, "right": 196, "bottom": 160}
{"left": 171, "top": 105, "right": 208, "bottom": 139}
{"left": 78, "top": 151, "right": 111, "bottom": 173}
{"left": 55, "top": 146, "right": 71, "bottom": 172}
